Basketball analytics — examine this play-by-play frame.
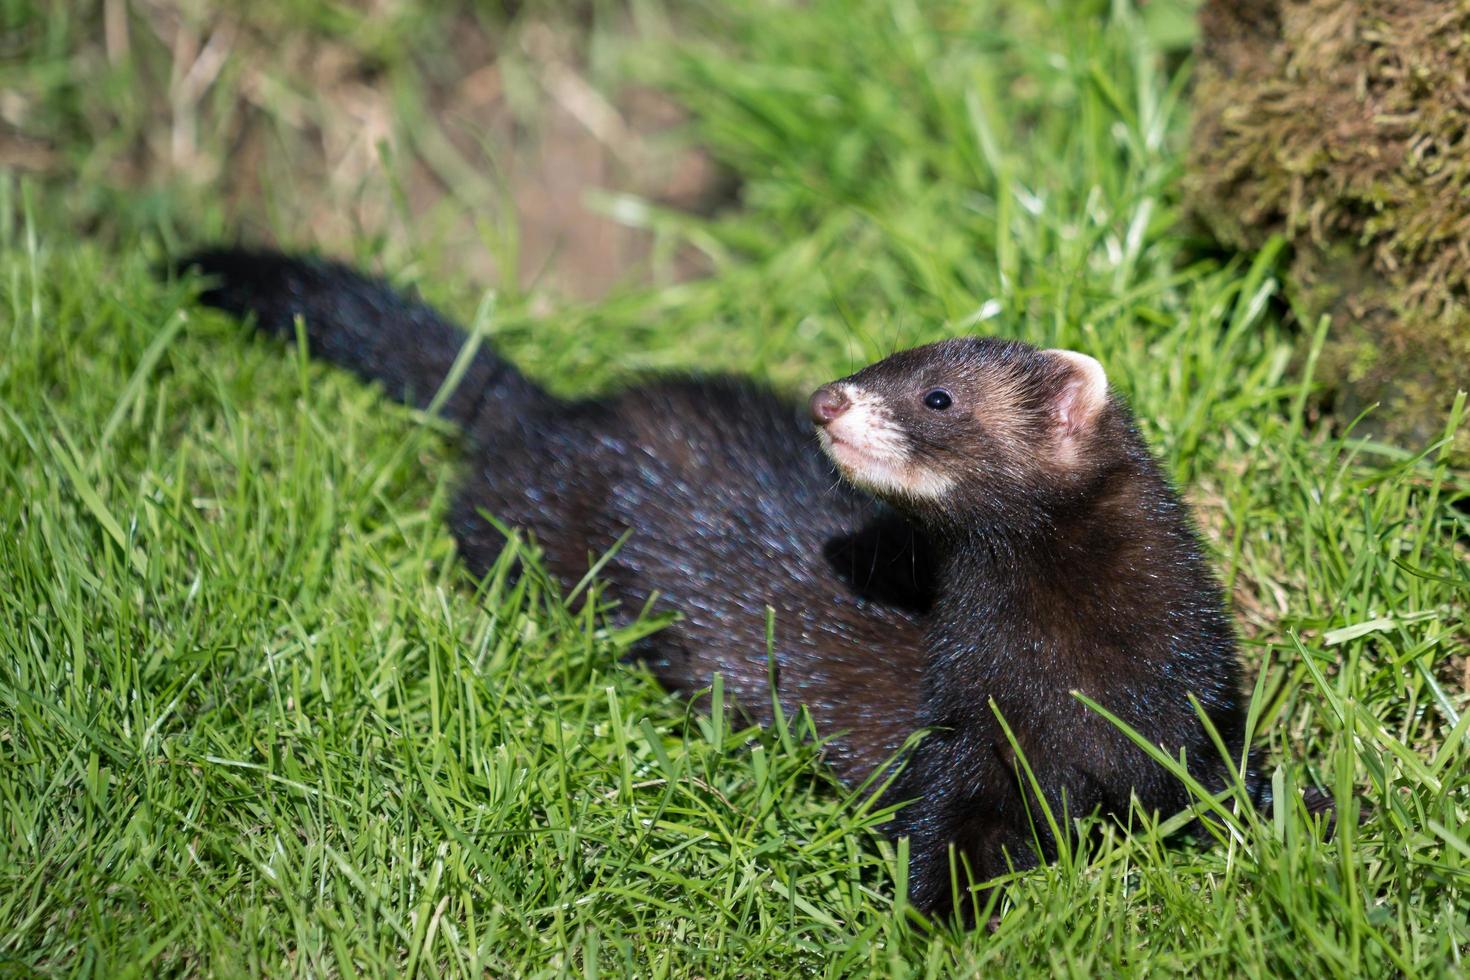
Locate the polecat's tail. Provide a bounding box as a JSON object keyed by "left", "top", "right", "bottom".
{"left": 176, "top": 248, "right": 551, "bottom": 429}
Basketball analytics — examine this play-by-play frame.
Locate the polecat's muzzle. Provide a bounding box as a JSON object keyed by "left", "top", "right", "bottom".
{"left": 809, "top": 385, "right": 850, "bottom": 425}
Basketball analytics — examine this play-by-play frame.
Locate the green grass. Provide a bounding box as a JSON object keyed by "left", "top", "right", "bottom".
{"left": 3, "top": 0, "right": 1468, "bottom": 975}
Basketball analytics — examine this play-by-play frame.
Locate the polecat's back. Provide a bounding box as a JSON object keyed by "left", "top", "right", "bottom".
{"left": 179, "top": 249, "right": 932, "bottom": 783}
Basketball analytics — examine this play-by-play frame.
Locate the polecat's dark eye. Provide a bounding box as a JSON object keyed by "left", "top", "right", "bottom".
{"left": 923, "top": 388, "right": 952, "bottom": 411}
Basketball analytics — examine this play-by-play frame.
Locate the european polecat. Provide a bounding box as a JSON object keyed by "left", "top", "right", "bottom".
{"left": 177, "top": 249, "right": 933, "bottom": 785}
{"left": 178, "top": 250, "right": 1288, "bottom": 923}
{"left": 811, "top": 339, "right": 1256, "bottom": 916}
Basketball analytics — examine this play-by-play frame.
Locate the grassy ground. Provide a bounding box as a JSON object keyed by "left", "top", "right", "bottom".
{"left": 3, "top": 0, "right": 1468, "bottom": 975}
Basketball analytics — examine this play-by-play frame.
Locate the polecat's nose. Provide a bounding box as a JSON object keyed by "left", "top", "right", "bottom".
{"left": 809, "top": 386, "right": 850, "bottom": 425}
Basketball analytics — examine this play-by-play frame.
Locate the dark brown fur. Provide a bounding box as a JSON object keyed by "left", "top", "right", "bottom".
{"left": 812, "top": 338, "right": 1257, "bottom": 917}
{"left": 177, "top": 248, "right": 932, "bottom": 785}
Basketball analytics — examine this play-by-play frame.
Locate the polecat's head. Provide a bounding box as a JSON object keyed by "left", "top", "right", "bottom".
{"left": 810, "top": 338, "right": 1119, "bottom": 525}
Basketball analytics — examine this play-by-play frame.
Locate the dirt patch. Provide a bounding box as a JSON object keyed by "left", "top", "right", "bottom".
{"left": 1, "top": 1, "right": 735, "bottom": 299}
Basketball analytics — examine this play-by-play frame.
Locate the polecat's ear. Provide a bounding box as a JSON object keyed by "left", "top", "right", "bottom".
{"left": 1043, "top": 349, "right": 1109, "bottom": 440}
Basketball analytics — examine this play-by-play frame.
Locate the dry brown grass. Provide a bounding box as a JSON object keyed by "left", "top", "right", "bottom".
{"left": 2, "top": 0, "right": 729, "bottom": 297}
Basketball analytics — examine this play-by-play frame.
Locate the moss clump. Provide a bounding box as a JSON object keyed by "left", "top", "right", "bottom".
{"left": 1189, "top": 0, "right": 1470, "bottom": 460}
